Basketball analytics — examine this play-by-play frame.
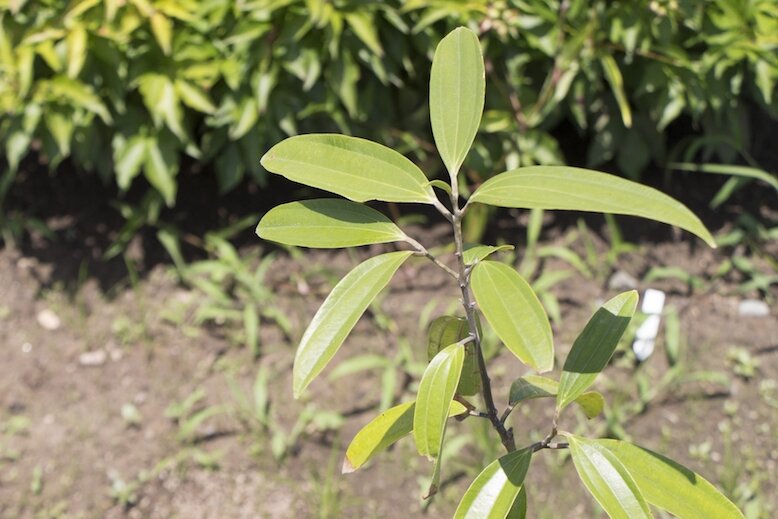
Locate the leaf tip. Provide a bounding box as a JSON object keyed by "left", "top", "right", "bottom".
{"left": 341, "top": 456, "right": 356, "bottom": 474}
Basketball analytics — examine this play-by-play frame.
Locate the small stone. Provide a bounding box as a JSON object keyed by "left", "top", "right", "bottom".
{"left": 78, "top": 350, "right": 107, "bottom": 366}
{"left": 738, "top": 299, "right": 769, "bottom": 317}
{"left": 608, "top": 270, "right": 638, "bottom": 291}
{"left": 36, "top": 309, "right": 61, "bottom": 331}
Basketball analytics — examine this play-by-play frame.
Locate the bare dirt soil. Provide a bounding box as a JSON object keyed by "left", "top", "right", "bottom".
{"left": 1, "top": 169, "right": 776, "bottom": 518}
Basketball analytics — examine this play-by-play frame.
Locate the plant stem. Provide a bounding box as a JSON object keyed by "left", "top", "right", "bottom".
{"left": 449, "top": 185, "right": 516, "bottom": 453}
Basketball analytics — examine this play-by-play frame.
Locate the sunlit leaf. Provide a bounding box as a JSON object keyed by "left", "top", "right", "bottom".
{"left": 261, "top": 134, "right": 436, "bottom": 204}
{"left": 144, "top": 134, "right": 178, "bottom": 206}
{"left": 567, "top": 435, "right": 652, "bottom": 519}
{"left": 454, "top": 448, "right": 533, "bottom": 518}
{"left": 470, "top": 167, "right": 715, "bottom": 247}
{"left": 293, "top": 251, "right": 412, "bottom": 398}
{"left": 150, "top": 12, "right": 173, "bottom": 55}
{"left": 601, "top": 439, "right": 745, "bottom": 519}
{"left": 463, "top": 244, "right": 514, "bottom": 265}
{"left": 257, "top": 199, "right": 406, "bottom": 248}
{"left": 114, "top": 134, "right": 147, "bottom": 190}
{"left": 414, "top": 342, "right": 465, "bottom": 458}
{"left": 600, "top": 55, "right": 632, "bottom": 128}
{"left": 430, "top": 26, "right": 485, "bottom": 174}
{"left": 471, "top": 261, "right": 553, "bottom": 372}
{"left": 557, "top": 291, "right": 637, "bottom": 411}
{"left": 343, "top": 400, "right": 466, "bottom": 473}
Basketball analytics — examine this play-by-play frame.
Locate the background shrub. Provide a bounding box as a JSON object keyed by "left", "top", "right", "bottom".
{"left": 1, "top": 0, "right": 775, "bottom": 208}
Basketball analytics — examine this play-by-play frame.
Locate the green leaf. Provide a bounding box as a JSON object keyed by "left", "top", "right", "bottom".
{"left": 44, "top": 76, "right": 112, "bottom": 124}
{"left": 137, "top": 73, "right": 185, "bottom": 141}
{"left": 471, "top": 261, "right": 553, "bottom": 372}
{"left": 508, "top": 488, "right": 527, "bottom": 518}
{"left": 175, "top": 79, "right": 216, "bottom": 114}
{"left": 567, "top": 435, "right": 652, "bottom": 519}
{"left": 427, "top": 316, "right": 480, "bottom": 396}
{"left": 509, "top": 375, "right": 604, "bottom": 419}
{"left": 670, "top": 162, "right": 778, "bottom": 194}
{"left": 256, "top": 199, "right": 406, "bottom": 248}
{"left": 293, "top": 251, "right": 412, "bottom": 398}
{"left": 342, "top": 400, "right": 466, "bottom": 473}
{"left": 430, "top": 26, "right": 485, "bottom": 174}
{"left": 114, "top": 134, "right": 147, "bottom": 190}
{"left": 150, "top": 12, "right": 173, "bottom": 55}
{"left": 454, "top": 448, "right": 533, "bottom": 518}
{"left": 144, "top": 134, "right": 178, "bottom": 206}
{"left": 66, "top": 24, "right": 87, "bottom": 78}
{"left": 261, "top": 134, "right": 436, "bottom": 204}
{"left": 344, "top": 12, "right": 383, "bottom": 56}
{"left": 470, "top": 166, "right": 716, "bottom": 247}
{"left": 463, "top": 244, "right": 515, "bottom": 265}
{"left": 600, "top": 55, "right": 632, "bottom": 128}
{"left": 557, "top": 291, "right": 638, "bottom": 411}
{"left": 414, "top": 342, "right": 465, "bottom": 458}
{"left": 600, "top": 439, "right": 745, "bottom": 519}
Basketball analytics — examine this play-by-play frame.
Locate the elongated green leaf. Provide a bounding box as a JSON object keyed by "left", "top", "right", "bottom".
{"left": 557, "top": 291, "right": 638, "bottom": 410}
{"left": 567, "top": 435, "right": 652, "bottom": 519}
{"left": 509, "top": 375, "right": 604, "bottom": 419}
{"left": 471, "top": 261, "right": 553, "bottom": 372}
{"left": 343, "top": 400, "right": 466, "bottom": 473}
{"left": 600, "top": 55, "right": 632, "bottom": 128}
{"left": 427, "top": 316, "right": 480, "bottom": 395}
{"left": 601, "top": 440, "right": 744, "bottom": 519}
{"left": 454, "top": 448, "right": 533, "bottom": 518}
{"left": 257, "top": 199, "right": 406, "bottom": 248}
{"left": 414, "top": 342, "right": 465, "bottom": 458}
{"left": 508, "top": 488, "right": 527, "bottom": 519}
{"left": 261, "top": 134, "right": 436, "bottom": 204}
{"left": 463, "top": 244, "right": 514, "bottom": 265}
{"left": 293, "top": 251, "right": 412, "bottom": 397}
{"left": 430, "top": 26, "right": 485, "bottom": 174}
{"left": 114, "top": 134, "right": 147, "bottom": 190}
{"left": 670, "top": 162, "right": 778, "bottom": 193}
{"left": 469, "top": 167, "right": 716, "bottom": 247}
{"left": 144, "top": 135, "right": 178, "bottom": 206}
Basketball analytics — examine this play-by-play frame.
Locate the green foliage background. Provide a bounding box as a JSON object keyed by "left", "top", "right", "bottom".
{"left": 1, "top": 0, "right": 776, "bottom": 207}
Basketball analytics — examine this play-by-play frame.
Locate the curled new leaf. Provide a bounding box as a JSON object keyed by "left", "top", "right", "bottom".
{"left": 430, "top": 26, "right": 485, "bottom": 175}
{"left": 414, "top": 342, "right": 466, "bottom": 458}
{"left": 257, "top": 199, "right": 406, "bottom": 248}
{"left": 293, "top": 251, "right": 412, "bottom": 398}
{"left": 260, "top": 134, "right": 436, "bottom": 204}
{"left": 469, "top": 167, "right": 716, "bottom": 247}
{"left": 566, "top": 435, "right": 652, "bottom": 519}
{"left": 454, "top": 448, "right": 533, "bottom": 518}
{"left": 557, "top": 291, "right": 638, "bottom": 411}
{"left": 343, "top": 400, "right": 466, "bottom": 473}
{"left": 471, "top": 261, "right": 553, "bottom": 372}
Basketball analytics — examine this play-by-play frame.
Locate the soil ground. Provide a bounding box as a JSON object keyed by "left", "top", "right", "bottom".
{"left": 0, "top": 168, "right": 776, "bottom": 518}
